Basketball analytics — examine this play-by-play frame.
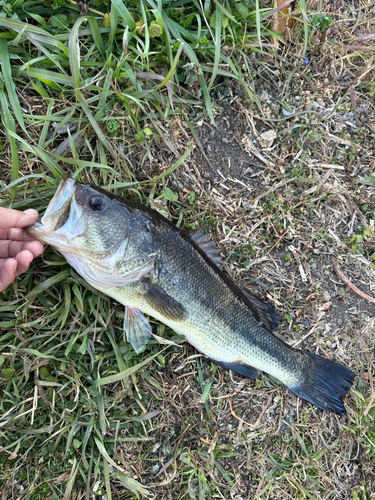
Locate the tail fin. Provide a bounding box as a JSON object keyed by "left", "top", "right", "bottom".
{"left": 288, "top": 351, "right": 354, "bottom": 415}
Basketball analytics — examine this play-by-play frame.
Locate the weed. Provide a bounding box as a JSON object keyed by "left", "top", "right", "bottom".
{"left": 0, "top": 0, "right": 374, "bottom": 497}
{"left": 309, "top": 13, "right": 333, "bottom": 32}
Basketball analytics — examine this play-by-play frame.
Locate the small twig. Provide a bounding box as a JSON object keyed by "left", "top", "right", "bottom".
{"left": 288, "top": 245, "right": 307, "bottom": 282}
{"left": 242, "top": 138, "right": 276, "bottom": 168}
{"left": 364, "top": 389, "right": 375, "bottom": 417}
{"left": 332, "top": 259, "right": 375, "bottom": 305}
{"left": 292, "top": 322, "right": 323, "bottom": 348}
{"left": 225, "top": 395, "right": 271, "bottom": 428}
{"left": 262, "top": 229, "right": 290, "bottom": 258}
{"left": 240, "top": 22, "right": 248, "bottom": 52}
{"left": 67, "top": 0, "right": 104, "bottom": 16}
{"left": 226, "top": 397, "right": 252, "bottom": 426}
{"left": 350, "top": 88, "right": 360, "bottom": 127}
{"left": 211, "top": 391, "right": 239, "bottom": 400}
{"left": 199, "top": 436, "right": 215, "bottom": 446}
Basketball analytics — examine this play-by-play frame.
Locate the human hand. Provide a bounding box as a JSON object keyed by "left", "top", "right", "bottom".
{"left": 0, "top": 208, "right": 44, "bottom": 292}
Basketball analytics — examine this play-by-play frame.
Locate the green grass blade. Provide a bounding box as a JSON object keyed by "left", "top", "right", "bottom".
{"left": 255, "top": 0, "right": 262, "bottom": 50}
{"left": 208, "top": 4, "right": 222, "bottom": 90}
{"left": 78, "top": 91, "right": 117, "bottom": 159}
{"left": 297, "top": 0, "right": 309, "bottom": 56}
{"left": 107, "top": 1, "right": 118, "bottom": 57}
{"left": 94, "top": 437, "right": 150, "bottom": 497}
{"left": 87, "top": 16, "right": 106, "bottom": 59}
{"left": 0, "top": 17, "right": 69, "bottom": 54}
{"left": 0, "top": 89, "right": 18, "bottom": 200}
{"left": 24, "top": 67, "right": 74, "bottom": 86}
{"left": 107, "top": 145, "right": 193, "bottom": 189}
{"left": 160, "top": 15, "right": 215, "bottom": 123}
{"left": 94, "top": 349, "right": 165, "bottom": 388}
{"left": 139, "top": 0, "right": 151, "bottom": 56}
{"left": 111, "top": 0, "right": 136, "bottom": 29}
{"left": 155, "top": 41, "right": 184, "bottom": 90}
{"left": 6, "top": 129, "right": 65, "bottom": 177}
{"left": 69, "top": 17, "right": 87, "bottom": 99}
{"left": 212, "top": 0, "right": 238, "bottom": 23}
{"left": 0, "top": 39, "right": 29, "bottom": 138}
{"left": 38, "top": 99, "right": 55, "bottom": 148}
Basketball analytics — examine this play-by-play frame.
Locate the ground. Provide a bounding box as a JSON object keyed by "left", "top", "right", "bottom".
{"left": 0, "top": 2, "right": 375, "bottom": 500}
{"left": 116, "top": 65, "right": 375, "bottom": 498}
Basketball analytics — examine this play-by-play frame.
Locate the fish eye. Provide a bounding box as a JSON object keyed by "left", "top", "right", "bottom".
{"left": 89, "top": 196, "right": 105, "bottom": 212}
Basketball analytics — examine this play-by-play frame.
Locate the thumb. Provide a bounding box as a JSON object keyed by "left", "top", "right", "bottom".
{"left": 0, "top": 207, "right": 40, "bottom": 229}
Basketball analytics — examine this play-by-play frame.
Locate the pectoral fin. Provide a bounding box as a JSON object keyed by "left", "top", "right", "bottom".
{"left": 124, "top": 306, "right": 152, "bottom": 353}
{"left": 142, "top": 282, "right": 188, "bottom": 322}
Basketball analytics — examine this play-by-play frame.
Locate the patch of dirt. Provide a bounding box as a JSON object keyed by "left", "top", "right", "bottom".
{"left": 139, "top": 30, "right": 375, "bottom": 498}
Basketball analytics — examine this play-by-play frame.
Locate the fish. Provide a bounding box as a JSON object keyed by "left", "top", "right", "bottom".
{"left": 26, "top": 176, "right": 354, "bottom": 415}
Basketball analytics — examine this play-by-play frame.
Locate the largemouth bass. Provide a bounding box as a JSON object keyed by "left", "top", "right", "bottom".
{"left": 26, "top": 176, "right": 354, "bottom": 415}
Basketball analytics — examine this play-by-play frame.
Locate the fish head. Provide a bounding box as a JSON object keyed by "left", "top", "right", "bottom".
{"left": 26, "top": 176, "right": 129, "bottom": 254}
{"left": 26, "top": 176, "right": 155, "bottom": 288}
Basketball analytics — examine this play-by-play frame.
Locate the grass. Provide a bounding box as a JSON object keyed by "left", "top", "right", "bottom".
{"left": 1, "top": 0, "right": 375, "bottom": 498}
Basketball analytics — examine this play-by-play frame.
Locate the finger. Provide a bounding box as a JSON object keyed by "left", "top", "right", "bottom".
{"left": 0, "top": 227, "right": 39, "bottom": 242}
{"left": 0, "top": 208, "right": 39, "bottom": 230}
{"left": 0, "top": 258, "right": 17, "bottom": 292}
{"left": 25, "top": 240, "right": 44, "bottom": 258}
{"left": 14, "top": 250, "right": 34, "bottom": 276}
{"left": 0, "top": 240, "right": 44, "bottom": 259}
{"left": 27, "top": 240, "right": 44, "bottom": 258}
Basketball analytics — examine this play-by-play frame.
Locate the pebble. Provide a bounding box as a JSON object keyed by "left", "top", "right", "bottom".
{"left": 161, "top": 441, "right": 173, "bottom": 457}
{"left": 149, "top": 464, "right": 160, "bottom": 475}
{"left": 151, "top": 442, "right": 161, "bottom": 454}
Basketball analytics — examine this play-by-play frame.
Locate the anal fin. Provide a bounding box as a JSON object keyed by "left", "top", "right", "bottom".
{"left": 124, "top": 306, "right": 152, "bottom": 353}
{"left": 212, "top": 359, "right": 261, "bottom": 380}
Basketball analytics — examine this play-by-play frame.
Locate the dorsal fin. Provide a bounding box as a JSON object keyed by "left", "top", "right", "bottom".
{"left": 240, "top": 286, "right": 281, "bottom": 332}
{"left": 190, "top": 228, "right": 221, "bottom": 266}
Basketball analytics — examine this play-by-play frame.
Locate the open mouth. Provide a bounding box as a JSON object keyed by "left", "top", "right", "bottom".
{"left": 25, "top": 176, "right": 76, "bottom": 239}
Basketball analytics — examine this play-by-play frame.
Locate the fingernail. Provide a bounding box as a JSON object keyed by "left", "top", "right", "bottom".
{"left": 24, "top": 209, "right": 37, "bottom": 215}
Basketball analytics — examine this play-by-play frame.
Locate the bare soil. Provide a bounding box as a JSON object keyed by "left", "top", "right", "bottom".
{"left": 122, "top": 45, "right": 375, "bottom": 499}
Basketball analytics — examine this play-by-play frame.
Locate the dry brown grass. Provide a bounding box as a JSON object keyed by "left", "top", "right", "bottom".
{"left": 1, "top": 0, "right": 375, "bottom": 498}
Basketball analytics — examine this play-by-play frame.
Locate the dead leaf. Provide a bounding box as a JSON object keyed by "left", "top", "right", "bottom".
{"left": 318, "top": 301, "right": 332, "bottom": 311}
{"left": 259, "top": 129, "right": 277, "bottom": 148}
{"left": 54, "top": 471, "right": 71, "bottom": 483}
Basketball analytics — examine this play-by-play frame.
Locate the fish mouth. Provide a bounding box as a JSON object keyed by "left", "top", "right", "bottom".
{"left": 25, "top": 175, "right": 78, "bottom": 243}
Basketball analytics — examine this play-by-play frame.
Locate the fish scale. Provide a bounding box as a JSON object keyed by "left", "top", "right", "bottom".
{"left": 26, "top": 177, "right": 355, "bottom": 415}
{"left": 150, "top": 228, "right": 302, "bottom": 386}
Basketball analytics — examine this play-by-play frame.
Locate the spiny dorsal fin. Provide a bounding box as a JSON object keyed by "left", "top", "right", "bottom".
{"left": 142, "top": 282, "right": 188, "bottom": 322}
{"left": 241, "top": 286, "right": 281, "bottom": 333}
{"left": 190, "top": 228, "right": 221, "bottom": 266}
